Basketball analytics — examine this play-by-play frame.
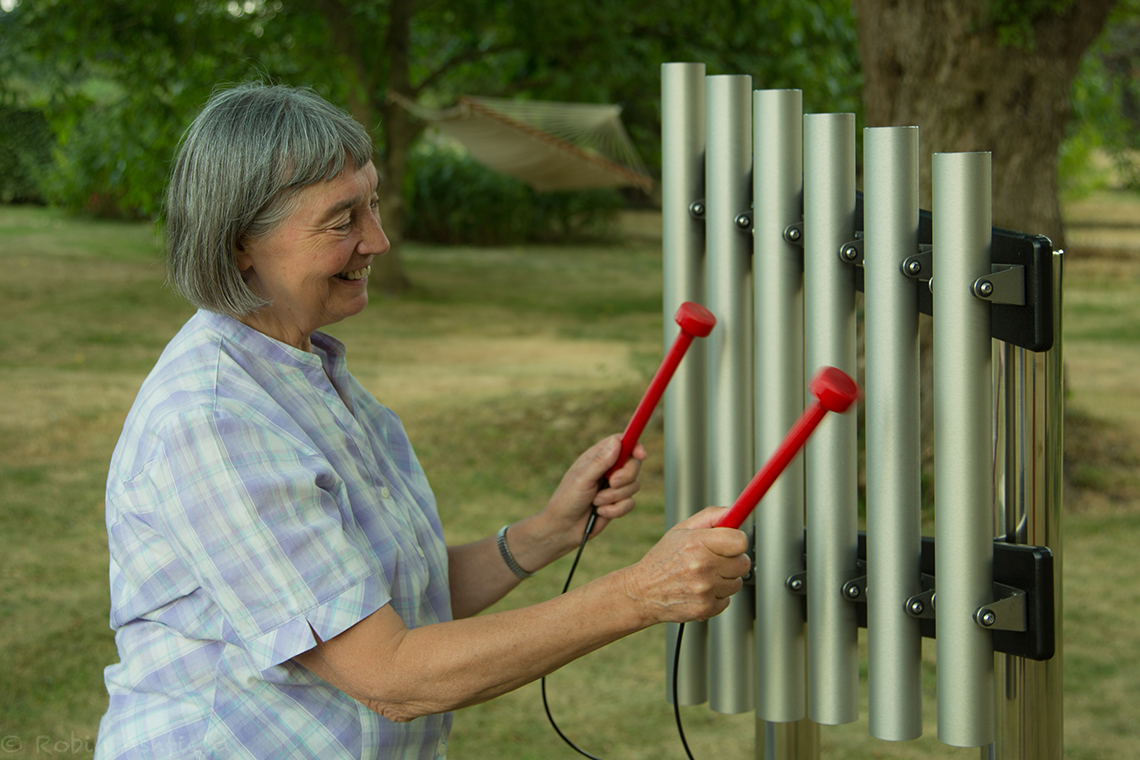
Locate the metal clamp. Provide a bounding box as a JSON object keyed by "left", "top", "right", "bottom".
{"left": 783, "top": 221, "right": 804, "bottom": 246}
{"left": 974, "top": 582, "right": 1028, "bottom": 632}
{"left": 973, "top": 264, "right": 1026, "bottom": 306}
{"left": 841, "top": 558, "right": 868, "bottom": 602}
{"left": 901, "top": 245, "right": 933, "bottom": 280}
{"left": 842, "top": 575, "right": 867, "bottom": 602}
{"left": 838, "top": 236, "right": 864, "bottom": 266}
{"left": 904, "top": 573, "right": 937, "bottom": 619}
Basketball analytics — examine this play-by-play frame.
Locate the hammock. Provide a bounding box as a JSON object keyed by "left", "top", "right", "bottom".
{"left": 392, "top": 93, "right": 654, "bottom": 193}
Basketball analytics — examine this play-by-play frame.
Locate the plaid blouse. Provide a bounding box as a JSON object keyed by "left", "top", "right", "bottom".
{"left": 96, "top": 310, "right": 453, "bottom": 759}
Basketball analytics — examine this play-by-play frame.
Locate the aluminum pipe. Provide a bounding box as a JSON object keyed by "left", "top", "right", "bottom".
{"left": 661, "top": 62, "right": 710, "bottom": 708}
{"left": 705, "top": 74, "right": 755, "bottom": 715}
{"left": 751, "top": 88, "right": 807, "bottom": 726}
{"left": 802, "top": 112, "right": 859, "bottom": 726}
{"left": 932, "top": 151, "right": 995, "bottom": 748}
{"left": 863, "top": 126, "right": 924, "bottom": 741}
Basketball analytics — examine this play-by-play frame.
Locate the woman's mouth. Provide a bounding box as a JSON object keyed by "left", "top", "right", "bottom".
{"left": 336, "top": 265, "right": 371, "bottom": 281}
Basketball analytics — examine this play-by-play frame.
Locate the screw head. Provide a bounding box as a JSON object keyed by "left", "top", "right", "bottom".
{"left": 844, "top": 583, "right": 861, "bottom": 599}
{"left": 977, "top": 280, "right": 995, "bottom": 298}
{"left": 979, "top": 609, "right": 997, "bottom": 627}
{"left": 785, "top": 227, "right": 801, "bottom": 243}
{"left": 842, "top": 245, "right": 859, "bottom": 261}
{"left": 787, "top": 577, "right": 804, "bottom": 593}
{"left": 735, "top": 214, "right": 751, "bottom": 230}
{"left": 908, "top": 599, "right": 925, "bottom": 616}
{"left": 906, "top": 259, "right": 923, "bottom": 276}
{"left": 689, "top": 202, "right": 705, "bottom": 218}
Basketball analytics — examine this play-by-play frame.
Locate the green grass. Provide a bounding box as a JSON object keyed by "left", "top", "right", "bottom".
{"left": 1, "top": 202, "right": 1139, "bottom": 759}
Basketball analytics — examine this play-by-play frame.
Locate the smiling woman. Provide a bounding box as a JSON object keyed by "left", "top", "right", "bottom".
{"left": 94, "top": 82, "right": 750, "bottom": 760}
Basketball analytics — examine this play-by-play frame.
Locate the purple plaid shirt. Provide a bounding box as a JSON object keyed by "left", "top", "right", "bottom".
{"left": 96, "top": 310, "right": 453, "bottom": 759}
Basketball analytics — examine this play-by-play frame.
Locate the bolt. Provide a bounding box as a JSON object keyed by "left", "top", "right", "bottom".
{"left": 979, "top": 609, "right": 997, "bottom": 627}
{"left": 906, "top": 259, "right": 923, "bottom": 276}
{"left": 689, "top": 202, "right": 705, "bottom": 218}
{"left": 787, "top": 577, "right": 804, "bottom": 593}
{"left": 785, "top": 226, "right": 802, "bottom": 243}
{"left": 842, "top": 245, "right": 859, "bottom": 261}
{"left": 977, "top": 280, "right": 994, "bottom": 298}
{"left": 735, "top": 214, "right": 751, "bottom": 230}
{"left": 845, "top": 583, "right": 861, "bottom": 600}
{"left": 908, "top": 599, "right": 925, "bottom": 616}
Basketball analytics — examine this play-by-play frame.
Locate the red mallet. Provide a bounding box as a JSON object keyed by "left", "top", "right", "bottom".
{"left": 603, "top": 302, "right": 717, "bottom": 482}
{"left": 717, "top": 366, "right": 860, "bottom": 530}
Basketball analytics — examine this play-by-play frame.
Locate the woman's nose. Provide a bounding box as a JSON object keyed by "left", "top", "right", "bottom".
{"left": 360, "top": 208, "right": 390, "bottom": 256}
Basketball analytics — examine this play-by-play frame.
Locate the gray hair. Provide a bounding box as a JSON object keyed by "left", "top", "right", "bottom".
{"left": 165, "top": 83, "right": 374, "bottom": 317}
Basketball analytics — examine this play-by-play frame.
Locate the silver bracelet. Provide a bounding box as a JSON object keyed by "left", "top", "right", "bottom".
{"left": 497, "top": 525, "right": 535, "bottom": 579}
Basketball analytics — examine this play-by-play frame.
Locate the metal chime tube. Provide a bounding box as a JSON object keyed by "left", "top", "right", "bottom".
{"left": 802, "top": 113, "right": 859, "bottom": 725}
{"left": 932, "top": 151, "right": 995, "bottom": 748}
{"left": 705, "top": 74, "right": 755, "bottom": 715}
{"left": 661, "top": 62, "right": 710, "bottom": 707}
{"left": 751, "top": 89, "right": 807, "bottom": 726}
{"left": 863, "top": 126, "right": 924, "bottom": 741}
{"left": 992, "top": 252, "right": 1064, "bottom": 759}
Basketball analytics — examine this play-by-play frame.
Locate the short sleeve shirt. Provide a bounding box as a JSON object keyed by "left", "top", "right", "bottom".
{"left": 95, "top": 310, "right": 453, "bottom": 760}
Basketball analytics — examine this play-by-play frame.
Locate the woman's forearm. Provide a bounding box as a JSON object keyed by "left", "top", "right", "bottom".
{"left": 297, "top": 568, "right": 649, "bottom": 722}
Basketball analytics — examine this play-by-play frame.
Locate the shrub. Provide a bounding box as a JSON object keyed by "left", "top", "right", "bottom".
{"left": 404, "top": 141, "right": 623, "bottom": 245}
{"left": 0, "top": 106, "right": 54, "bottom": 204}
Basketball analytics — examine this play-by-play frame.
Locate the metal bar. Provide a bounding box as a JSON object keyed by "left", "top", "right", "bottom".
{"left": 933, "top": 151, "right": 995, "bottom": 748}
{"left": 992, "top": 250, "right": 1064, "bottom": 759}
{"left": 661, "top": 62, "right": 709, "bottom": 708}
{"left": 752, "top": 88, "right": 807, "bottom": 727}
{"left": 705, "top": 73, "right": 755, "bottom": 715}
{"left": 802, "top": 112, "right": 859, "bottom": 726}
{"left": 863, "top": 126, "right": 924, "bottom": 741}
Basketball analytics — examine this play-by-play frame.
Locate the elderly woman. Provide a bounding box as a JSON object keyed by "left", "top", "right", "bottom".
{"left": 95, "top": 83, "right": 749, "bottom": 760}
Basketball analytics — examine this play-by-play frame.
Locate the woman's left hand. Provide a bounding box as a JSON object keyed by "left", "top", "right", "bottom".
{"left": 502, "top": 435, "right": 646, "bottom": 573}
{"left": 545, "top": 434, "right": 646, "bottom": 541}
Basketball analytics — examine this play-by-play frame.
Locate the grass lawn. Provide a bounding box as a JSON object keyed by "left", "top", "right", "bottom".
{"left": 1, "top": 199, "right": 1138, "bottom": 759}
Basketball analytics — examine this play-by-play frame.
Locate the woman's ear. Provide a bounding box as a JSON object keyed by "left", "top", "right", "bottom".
{"left": 235, "top": 241, "right": 252, "bottom": 272}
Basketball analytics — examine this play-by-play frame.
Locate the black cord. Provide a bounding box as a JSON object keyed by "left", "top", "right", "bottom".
{"left": 671, "top": 623, "right": 697, "bottom": 760}
{"left": 541, "top": 509, "right": 604, "bottom": 760}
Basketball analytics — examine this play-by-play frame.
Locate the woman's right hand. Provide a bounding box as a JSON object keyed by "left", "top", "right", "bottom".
{"left": 619, "top": 506, "right": 752, "bottom": 625}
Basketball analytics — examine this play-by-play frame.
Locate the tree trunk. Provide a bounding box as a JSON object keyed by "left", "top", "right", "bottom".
{"left": 854, "top": 0, "right": 1117, "bottom": 249}
{"left": 315, "top": 0, "right": 416, "bottom": 295}
{"left": 369, "top": 0, "right": 417, "bottom": 295}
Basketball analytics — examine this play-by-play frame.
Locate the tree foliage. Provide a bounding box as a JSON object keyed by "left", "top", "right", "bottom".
{"left": 1, "top": 0, "right": 861, "bottom": 286}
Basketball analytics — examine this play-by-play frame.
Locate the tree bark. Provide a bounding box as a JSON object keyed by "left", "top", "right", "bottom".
{"left": 854, "top": 0, "right": 1117, "bottom": 249}
{"left": 373, "top": 0, "right": 417, "bottom": 295}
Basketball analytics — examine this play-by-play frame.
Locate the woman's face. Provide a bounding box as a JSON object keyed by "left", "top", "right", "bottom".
{"left": 236, "top": 161, "right": 388, "bottom": 350}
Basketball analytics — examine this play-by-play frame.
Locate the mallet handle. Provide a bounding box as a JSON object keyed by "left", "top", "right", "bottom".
{"left": 717, "top": 403, "right": 827, "bottom": 530}
{"left": 604, "top": 331, "right": 695, "bottom": 481}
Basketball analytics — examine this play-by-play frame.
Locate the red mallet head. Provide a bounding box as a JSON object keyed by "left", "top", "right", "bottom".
{"left": 808, "top": 366, "right": 860, "bottom": 413}
{"left": 603, "top": 302, "right": 717, "bottom": 483}
{"left": 675, "top": 301, "right": 716, "bottom": 338}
